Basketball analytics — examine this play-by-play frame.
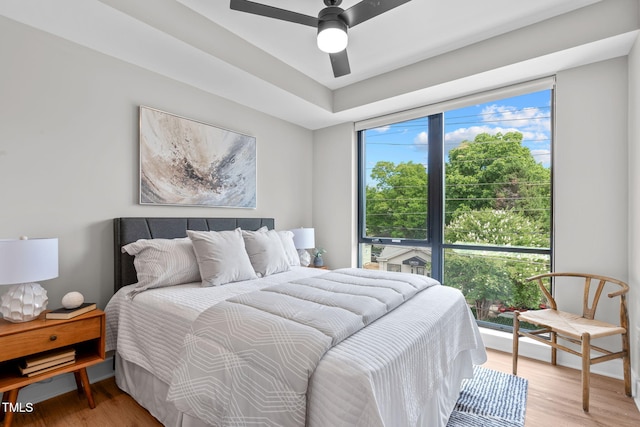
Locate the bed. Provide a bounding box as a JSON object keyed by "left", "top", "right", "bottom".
{"left": 105, "top": 217, "right": 486, "bottom": 427}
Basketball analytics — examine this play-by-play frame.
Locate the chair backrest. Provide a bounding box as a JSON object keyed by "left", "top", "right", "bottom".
{"left": 526, "top": 272, "right": 629, "bottom": 322}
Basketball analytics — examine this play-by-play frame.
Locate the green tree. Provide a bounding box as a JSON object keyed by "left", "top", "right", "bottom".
{"left": 445, "top": 132, "right": 550, "bottom": 235}
{"left": 445, "top": 250, "right": 549, "bottom": 319}
{"left": 442, "top": 132, "right": 551, "bottom": 314}
{"left": 366, "top": 161, "right": 427, "bottom": 239}
{"left": 445, "top": 209, "right": 548, "bottom": 247}
{"left": 444, "top": 252, "right": 511, "bottom": 320}
{"left": 444, "top": 209, "right": 549, "bottom": 314}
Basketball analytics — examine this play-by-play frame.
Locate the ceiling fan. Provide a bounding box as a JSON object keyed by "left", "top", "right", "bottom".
{"left": 230, "top": 0, "right": 412, "bottom": 78}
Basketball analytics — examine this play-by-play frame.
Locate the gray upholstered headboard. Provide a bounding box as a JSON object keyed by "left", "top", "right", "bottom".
{"left": 113, "top": 217, "right": 275, "bottom": 292}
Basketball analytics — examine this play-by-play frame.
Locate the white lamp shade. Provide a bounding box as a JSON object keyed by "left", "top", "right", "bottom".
{"left": 291, "top": 228, "right": 315, "bottom": 250}
{"left": 0, "top": 238, "right": 59, "bottom": 285}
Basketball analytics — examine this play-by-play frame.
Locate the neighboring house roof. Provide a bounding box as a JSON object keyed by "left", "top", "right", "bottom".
{"left": 402, "top": 256, "right": 427, "bottom": 266}
{"left": 377, "top": 246, "right": 431, "bottom": 263}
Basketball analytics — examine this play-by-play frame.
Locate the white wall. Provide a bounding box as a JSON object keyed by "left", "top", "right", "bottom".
{"left": 313, "top": 56, "right": 633, "bottom": 381}
{"left": 312, "top": 123, "right": 357, "bottom": 269}
{"left": 0, "top": 17, "right": 314, "bottom": 312}
{"left": 554, "top": 58, "right": 629, "bottom": 375}
{"left": 628, "top": 30, "right": 640, "bottom": 402}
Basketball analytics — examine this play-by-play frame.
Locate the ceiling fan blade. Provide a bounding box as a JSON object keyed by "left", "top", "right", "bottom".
{"left": 341, "top": 0, "right": 412, "bottom": 28}
{"left": 230, "top": 0, "right": 318, "bottom": 27}
{"left": 330, "top": 50, "right": 351, "bottom": 77}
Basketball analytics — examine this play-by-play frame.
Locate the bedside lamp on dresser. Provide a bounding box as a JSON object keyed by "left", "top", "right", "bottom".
{"left": 291, "top": 227, "right": 315, "bottom": 267}
{"left": 0, "top": 237, "right": 106, "bottom": 427}
{"left": 0, "top": 237, "right": 58, "bottom": 323}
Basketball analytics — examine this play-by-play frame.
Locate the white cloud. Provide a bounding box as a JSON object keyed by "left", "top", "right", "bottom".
{"left": 407, "top": 131, "right": 428, "bottom": 152}
{"left": 372, "top": 125, "right": 390, "bottom": 133}
{"left": 481, "top": 104, "right": 550, "bottom": 134}
{"left": 444, "top": 104, "right": 551, "bottom": 151}
{"left": 531, "top": 149, "right": 551, "bottom": 166}
{"left": 414, "top": 131, "right": 428, "bottom": 144}
{"left": 445, "top": 125, "right": 522, "bottom": 147}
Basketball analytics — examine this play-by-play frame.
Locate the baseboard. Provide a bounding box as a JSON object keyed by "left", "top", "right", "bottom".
{"left": 16, "top": 356, "right": 115, "bottom": 404}
{"left": 480, "top": 328, "right": 626, "bottom": 380}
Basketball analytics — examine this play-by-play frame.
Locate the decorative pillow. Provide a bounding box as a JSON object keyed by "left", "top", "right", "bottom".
{"left": 187, "top": 228, "right": 257, "bottom": 286}
{"left": 122, "top": 237, "right": 200, "bottom": 298}
{"left": 242, "top": 228, "right": 291, "bottom": 277}
{"left": 277, "top": 230, "right": 301, "bottom": 266}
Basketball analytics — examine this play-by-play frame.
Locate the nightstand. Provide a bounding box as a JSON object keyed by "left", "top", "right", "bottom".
{"left": 307, "top": 265, "right": 329, "bottom": 270}
{"left": 0, "top": 309, "right": 105, "bottom": 427}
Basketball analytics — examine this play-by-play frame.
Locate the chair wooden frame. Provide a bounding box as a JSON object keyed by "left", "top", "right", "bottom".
{"left": 512, "top": 272, "right": 631, "bottom": 412}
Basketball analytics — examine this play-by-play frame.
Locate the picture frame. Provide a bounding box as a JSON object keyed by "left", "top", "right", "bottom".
{"left": 139, "top": 106, "right": 256, "bottom": 208}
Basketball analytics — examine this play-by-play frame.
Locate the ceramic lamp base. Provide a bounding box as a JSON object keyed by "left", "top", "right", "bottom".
{"left": 297, "top": 249, "right": 311, "bottom": 267}
{"left": 0, "top": 282, "right": 48, "bottom": 323}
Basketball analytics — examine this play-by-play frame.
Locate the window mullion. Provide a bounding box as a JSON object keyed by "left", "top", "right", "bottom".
{"left": 428, "top": 114, "right": 444, "bottom": 281}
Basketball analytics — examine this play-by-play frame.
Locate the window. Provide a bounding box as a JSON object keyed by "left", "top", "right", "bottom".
{"left": 359, "top": 116, "right": 430, "bottom": 241}
{"left": 388, "top": 263, "right": 402, "bottom": 272}
{"left": 358, "top": 114, "right": 439, "bottom": 277}
{"left": 358, "top": 81, "right": 553, "bottom": 330}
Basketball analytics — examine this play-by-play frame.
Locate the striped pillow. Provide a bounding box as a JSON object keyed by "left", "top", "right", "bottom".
{"left": 122, "top": 237, "right": 201, "bottom": 298}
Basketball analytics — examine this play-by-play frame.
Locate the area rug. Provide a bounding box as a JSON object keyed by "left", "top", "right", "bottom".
{"left": 447, "top": 365, "right": 528, "bottom": 427}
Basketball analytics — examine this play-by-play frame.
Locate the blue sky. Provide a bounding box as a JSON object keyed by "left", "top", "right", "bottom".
{"left": 363, "top": 90, "right": 552, "bottom": 179}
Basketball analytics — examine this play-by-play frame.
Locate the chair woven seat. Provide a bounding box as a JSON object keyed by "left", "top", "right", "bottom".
{"left": 512, "top": 272, "right": 630, "bottom": 412}
{"left": 518, "top": 309, "right": 626, "bottom": 340}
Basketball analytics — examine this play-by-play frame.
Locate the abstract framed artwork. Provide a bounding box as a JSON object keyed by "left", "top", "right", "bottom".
{"left": 139, "top": 106, "right": 256, "bottom": 208}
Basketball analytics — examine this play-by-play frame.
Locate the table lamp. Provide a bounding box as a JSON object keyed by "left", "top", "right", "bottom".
{"left": 0, "top": 237, "right": 58, "bottom": 323}
{"left": 291, "top": 228, "right": 315, "bottom": 267}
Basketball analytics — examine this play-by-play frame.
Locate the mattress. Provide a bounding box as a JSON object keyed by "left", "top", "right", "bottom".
{"left": 105, "top": 267, "right": 486, "bottom": 426}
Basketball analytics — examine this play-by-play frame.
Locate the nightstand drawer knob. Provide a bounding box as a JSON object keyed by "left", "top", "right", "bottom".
{"left": 50, "top": 335, "right": 57, "bottom": 341}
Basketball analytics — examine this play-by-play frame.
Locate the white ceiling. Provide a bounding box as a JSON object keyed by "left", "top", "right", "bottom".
{"left": 190, "top": 0, "right": 595, "bottom": 89}
{"left": 1, "top": 0, "right": 637, "bottom": 129}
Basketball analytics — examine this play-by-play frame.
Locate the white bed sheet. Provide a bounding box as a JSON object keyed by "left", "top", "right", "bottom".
{"left": 106, "top": 267, "right": 486, "bottom": 426}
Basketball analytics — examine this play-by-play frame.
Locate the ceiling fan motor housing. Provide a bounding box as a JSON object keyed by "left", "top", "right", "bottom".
{"left": 318, "top": 6, "right": 347, "bottom": 27}
{"left": 317, "top": 6, "right": 349, "bottom": 53}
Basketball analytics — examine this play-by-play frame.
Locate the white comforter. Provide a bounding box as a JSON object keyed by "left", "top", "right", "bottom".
{"left": 106, "top": 267, "right": 486, "bottom": 426}
{"left": 166, "top": 268, "right": 440, "bottom": 426}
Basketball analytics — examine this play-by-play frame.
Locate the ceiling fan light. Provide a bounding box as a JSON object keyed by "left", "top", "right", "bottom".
{"left": 317, "top": 19, "right": 348, "bottom": 53}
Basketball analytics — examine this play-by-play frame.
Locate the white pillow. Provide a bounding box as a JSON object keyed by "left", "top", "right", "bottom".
{"left": 122, "top": 237, "right": 200, "bottom": 298}
{"left": 242, "top": 228, "right": 291, "bottom": 277}
{"left": 187, "top": 228, "right": 257, "bottom": 286}
{"left": 277, "top": 230, "right": 301, "bottom": 266}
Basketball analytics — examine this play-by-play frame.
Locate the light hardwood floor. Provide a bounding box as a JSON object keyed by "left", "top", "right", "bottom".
{"left": 486, "top": 349, "right": 640, "bottom": 427}
{"left": 5, "top": 349, "right": 639, "bottom": 426}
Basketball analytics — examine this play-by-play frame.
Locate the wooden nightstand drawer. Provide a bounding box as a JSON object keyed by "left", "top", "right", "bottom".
{"left": 0, "top": 309, "right": 105, "bottom": 426}
{"left": 0, "top": 316, "right": 101, "bottom": 362}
